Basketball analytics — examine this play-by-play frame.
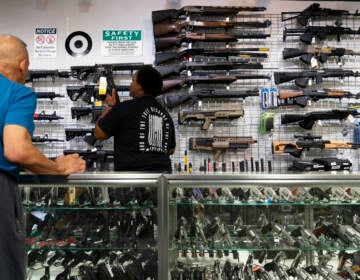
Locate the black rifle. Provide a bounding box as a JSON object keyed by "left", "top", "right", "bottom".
{"left": 66, "top": 84, "right": 130, "bottom": 103}
{"left": 179, "top": 109, "right": 244, "bottom": 130}
{"left": 155, "top": 31, "right": 270, "bottom": 51}
{"left": 155, "top": 61, "right": 262, "bottom": 78}
{"left": 283, "top": 25, "right": 360, "bottom": 44}
{"left": 283, "top": 46, "right": 360, "bottom": 65}
{"left": 90, "top": 63, "right": 127, "bottom": 104}
{"left": 162, "top": 74, "right": 270, "bottom": 93}
{"left": 63, "top": 149, "right": 114, "bottom": 171}
{"left": 153, "top": 19, "right": 272, "bottom": 36}
{"left": 26, "top": 69, "right": 72, "bottom": 82}
{"left": 71, "top": 106, "right": 104, "bottom": 123}
{"left": 33, "top": 111, "right": 64, "bottom": 121}
{"left": 32, "top": 134, "right": 64, "bottom": 143}
{"left": 152, "top": 6, "right": 266, "bottom": 24}
{"left": 281, "top": 3, "right": 358, "bottom": 26}
{"left": 278, "top": 88, "right": 360, "bottom": 107}
{"left": 273, "top": 134, "right": 360, "bottom": 157}
{"left": 281, "top": 109, "right": 360, "bottom": 129}
{"left": 156, "top": 88, "right": 259, "bottom": 108}
{"left": 65, "top": 128, "right": 94, "bottom": 141}
{"left": 155, "top": 47, "right": 269, "bottom": 65}
{"left": 274, "top": 69, "right": 359, "bottom": 88}
{"left": 70, "top": 62, "right": 146, "bottom": 81}
{"left": 35, "top": 91, "right": 64, "bottom": 100}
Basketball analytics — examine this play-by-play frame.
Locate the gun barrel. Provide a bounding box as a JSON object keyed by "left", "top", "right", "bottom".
{"left": 35, "top": 92, "right": 64, "bottom": 100}
{"left": 32, "top": 135, "right": 64, "bottom": 143}
{"left": 156, "top": 61, "right": 262, "bottom": 78}
{"left": 155, "top": 47, "right": 269, "bottom": 64}
{"left": 155, "top": 32, "right": 237, "bottom": 51}
{"left": 153, "top": 20, "right": 233, "bottom": 37}
{"left": 33, "top": 112, "right": 64, "bottom": 121}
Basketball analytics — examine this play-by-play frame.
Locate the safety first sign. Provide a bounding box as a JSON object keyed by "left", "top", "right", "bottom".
{"left": 101, "top": 30, "right": 142, "bottom": 56}
{"left": 34, "top": 28, "right": 57, "bottom": 58}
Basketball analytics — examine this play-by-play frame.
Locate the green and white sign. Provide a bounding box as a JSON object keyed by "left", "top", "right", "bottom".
{"left": 102, "top": 30, "right": 142, "bottom": 56}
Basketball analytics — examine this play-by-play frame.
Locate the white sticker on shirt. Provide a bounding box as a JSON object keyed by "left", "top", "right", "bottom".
{"left": 139, "top": 106, "right": 170, "bottom": 153}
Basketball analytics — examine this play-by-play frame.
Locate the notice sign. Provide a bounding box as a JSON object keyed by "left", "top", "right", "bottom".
{"left": 102, "top": 30, "right": 142, "bottom": 56}
{"left": 34, "top": 28, "right": 57, "bottom": 58}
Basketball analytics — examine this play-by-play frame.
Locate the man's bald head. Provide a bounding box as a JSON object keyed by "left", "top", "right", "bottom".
{"left": 0, "top": 34, "right": 28, "bottom": 64}
{"left": 0, "top": 34, "right": 29, "bottom": 84}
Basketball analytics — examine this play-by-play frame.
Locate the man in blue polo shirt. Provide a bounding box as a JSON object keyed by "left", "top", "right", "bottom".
{"left": 0, "top": 34, "right": 86, "bottom": 279}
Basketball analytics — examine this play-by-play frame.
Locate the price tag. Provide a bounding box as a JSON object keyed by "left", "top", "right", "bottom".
{"left": 347, "top": 114, "right": 356, "bottom": 123}
{"left": 98, "top": 76, "right": 107, "bottom": 97}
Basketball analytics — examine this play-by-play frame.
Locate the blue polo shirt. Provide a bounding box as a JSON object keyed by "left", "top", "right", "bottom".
{"left": 0, "top": 74, "right": 36, "bottom": 178}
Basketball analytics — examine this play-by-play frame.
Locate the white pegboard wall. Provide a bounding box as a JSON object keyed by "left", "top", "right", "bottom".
{"left": 27, "top": 8, "right": 360, "bottom": 173}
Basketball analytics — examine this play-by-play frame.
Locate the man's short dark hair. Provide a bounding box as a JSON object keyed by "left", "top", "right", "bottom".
{"left": 136, "top": 65, "right": 163, "bottom": 97}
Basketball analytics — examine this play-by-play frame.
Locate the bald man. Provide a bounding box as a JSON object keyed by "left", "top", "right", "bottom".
{"left": 0, "top": 34, "right": 86, "bottom": 279}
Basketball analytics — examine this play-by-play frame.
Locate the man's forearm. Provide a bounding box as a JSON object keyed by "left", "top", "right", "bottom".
{"left": 18, "top": 145, "right": 65, "bottom": 175}
{"left": 4, "top": 125, "right": 64, "bottom": 174}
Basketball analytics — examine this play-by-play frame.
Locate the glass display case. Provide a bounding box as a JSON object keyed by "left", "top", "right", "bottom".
{"left": 20, "top": 173, "right": 360, "bottom": 279}
{"left": 20, "top": 173, "right": 162, "bottom": 280}
{"left": 165, "top": 173, "right": 360, "bottom": 280}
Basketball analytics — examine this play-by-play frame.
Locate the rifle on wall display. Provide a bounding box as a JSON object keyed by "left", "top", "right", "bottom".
{"left": 155, "top": 31, "right": 271, "bottom": 51}
{"left": 155, "top": 61, "right": 263, "bottom": 78}
{"left": 278, "top": 88, "right": 360, "bottom": 107}
{"left": 281, "top": 109, "right": 360, "bottom": 129}
{"left": 274, "top": 69, "right": 359, "bottom": 88}
{"left": 189, "top": 136, "right": 257, "bottom": 160}
{"left": 152, "top": 6, "right": 266, "bottom": 24}
{"left": 155, "top": 47, "right": 269, "bottom": 65}
{"left": 162, "top": 74, "right": 270, "bottom": 93}
{"left": 272, "top": 134, "right": 360, "bottom": 157}
{"left": 153, "top": 19, "right": 271, "bottom": 37}
{"left": 282, "top": 47, "right": 360, "bottom": 67}
{"left": 283, "top": 25, "right": 360, "bottom": 44}
{"left": 156, "top": 88, "right": 259, "bottom": 108}
{"left": 178, "top": 109, "right": 244, "bottom": 130}
{"left": 281, "top": 3, "right": 359, "bottom": 26}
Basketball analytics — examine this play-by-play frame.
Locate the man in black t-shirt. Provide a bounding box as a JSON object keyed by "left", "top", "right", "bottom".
{"left": 93, "top": 65, "right": 176, "bottom": 172}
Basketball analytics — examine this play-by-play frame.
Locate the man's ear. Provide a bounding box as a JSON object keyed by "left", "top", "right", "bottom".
{"left": 19, "top": 58, "right": 28, "bottom": 73}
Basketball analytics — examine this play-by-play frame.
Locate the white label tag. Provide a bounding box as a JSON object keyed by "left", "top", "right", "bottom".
{"left": 99, "top": 76, "right": 107, "bottom": 96}
{"left": 348, "top": 114, "right": 356, "bottom": 123}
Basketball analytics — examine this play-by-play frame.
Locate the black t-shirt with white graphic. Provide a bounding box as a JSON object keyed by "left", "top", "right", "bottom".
{"left": 98, "top": 96, "right": 176, "bottom": 172}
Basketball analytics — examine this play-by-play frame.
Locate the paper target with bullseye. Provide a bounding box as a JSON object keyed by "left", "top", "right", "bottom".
{"left": 65, "top": 31, "right": 92, "bottom": 57}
